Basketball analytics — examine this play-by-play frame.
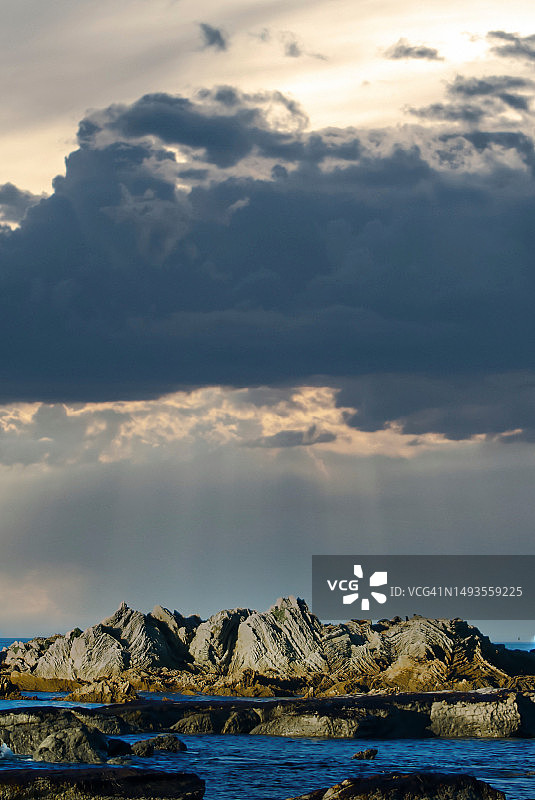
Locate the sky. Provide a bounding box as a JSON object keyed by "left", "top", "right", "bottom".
{"left": 1, "top": 0, "right": 535, "bottom": 641}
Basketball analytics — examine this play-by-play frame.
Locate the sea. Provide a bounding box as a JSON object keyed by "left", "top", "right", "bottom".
{"left": 0, "top": 638, "right": 534, "bottom": 800}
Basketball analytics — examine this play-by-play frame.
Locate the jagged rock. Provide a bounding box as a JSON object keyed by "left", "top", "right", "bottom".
{"left": 33, "top": 726, "right": 108, "bottom": 764}
{"left": 65, "top": 679, "right": 140, "bottom": 704}
{"left": 4, "top": 603, "right": 193, "bottom": 682}
{"left": 228, "top": 597, "right": 328, "bottom": 676}
{"left": 351, "top": 748, "right": 378, "bottom": 759}
{"left": 189, "top": 608, "right": 252, "bottom": 672}
{"left": 286, "top": 773, "right": 505, "bottom": 799}
{"left": 0, "top": 767, "right": 205, "bottom": 799}
{"left": 4, "top": 599, "right": 535, "bottom": 694}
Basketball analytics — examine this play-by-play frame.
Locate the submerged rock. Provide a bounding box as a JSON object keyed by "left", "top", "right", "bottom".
{"left": 351, "top": 748, "right": 378, "bottom": 759}
{"left": 286, "top": 773, "right": 505, "bottom": 799}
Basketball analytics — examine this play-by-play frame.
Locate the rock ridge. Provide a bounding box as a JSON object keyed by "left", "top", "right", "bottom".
{"left": 2, "top": 597, "right": 535, "bottom": 694}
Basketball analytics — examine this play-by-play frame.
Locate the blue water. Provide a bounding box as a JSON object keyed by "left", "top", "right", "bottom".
{"left": 1, "top": 729, "right": 534, "bottom": 799}
{"left": 1, "top": 637, "right": 534, "bottom": 799}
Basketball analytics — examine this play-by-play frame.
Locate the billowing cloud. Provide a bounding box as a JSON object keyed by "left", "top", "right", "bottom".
{"left": 199, "top": 23, "right": 228, "bottom": 52}
{"left": 385, "top": 38, "right": 443, "bottom": 61}
{"left": 0, "top": 85, "right": 535, "bottom": 443}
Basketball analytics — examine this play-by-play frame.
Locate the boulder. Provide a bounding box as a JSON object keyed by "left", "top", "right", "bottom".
{"left": 131, "top": 739, "right": 154, "bottom": 757}
{"left": 351, "top": 748, "right": 378, "bottom": 759}
{"left": 149, "top": 733, "right": 187, "bottom": 752}
{"left": 286, "top": 773, "right": 505, "bottom": 799}
{"left": 33, "top": 726, "right": 108, "bottom": 764}
{"left": 171, "top": 711, "right": 223, "bottom": 735}
{"left": 131, "top": 734, "right": 186, "bottom": 756}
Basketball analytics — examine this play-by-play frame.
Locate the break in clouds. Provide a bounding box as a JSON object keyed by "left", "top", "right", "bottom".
{"left": 2, "top": 52, "right": 535, "bottom": 444}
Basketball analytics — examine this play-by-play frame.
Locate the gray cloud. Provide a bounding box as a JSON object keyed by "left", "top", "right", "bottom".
{"left": 408, "top": 102, "right": 486, "bottom": 122}
{"left": 409, "top": 72, "right": 533, "bottom": 124}
{"left": 448, "top": 75, "right": 532, "bottom": 111}
{"left": 0, "top": 182, "right": 44, "bottom": 224}
{"left": 385, "top": 38, "right": 443, "bottom": 61}
{"left": 248, "top": 426, "right": 337, "bottom": 448}
{"left": 488, "top": 30, "right": 535, "bottom": 61}
{"left": 199, "top": 23, "right": 228, "bottom": 51}
{"left": 282, "top": 33, "right": 302, "bottom": 58}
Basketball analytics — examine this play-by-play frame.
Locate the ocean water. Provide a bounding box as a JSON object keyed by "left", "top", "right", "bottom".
{"left": 0, "top": 637, "right": 534, "bottom": 799}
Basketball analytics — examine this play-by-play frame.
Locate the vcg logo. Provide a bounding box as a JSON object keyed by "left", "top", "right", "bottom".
{"left": 327, "top": 564, "right": 388, "bottom": 611}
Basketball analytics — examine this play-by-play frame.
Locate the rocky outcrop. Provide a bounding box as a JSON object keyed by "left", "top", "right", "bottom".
{"left": 65, "top": 679, "right": 140, "bottom": 704}
{"left": 429, "top": 692, "right": 523, "bottom": 738}
{"left": 2, "top": 691, "right": 533, "bottom": 746}
{"left": 0, "top": 707, "right": 129, "bottom": 763}
{"left": 4, "top": 598, "right": 535, "bottom": 694}
{"left": 286, "top": 774, "right": 505, "bottom": 800}
{"left": 0, "top": 768, "right": 205, "bottom": 800}
{"left": 3, "top": 603, "right": 197, "bottom": 682}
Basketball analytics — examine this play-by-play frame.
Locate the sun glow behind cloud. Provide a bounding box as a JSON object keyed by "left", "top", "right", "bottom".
{"left": 0, "top": 387, "right": 486, "bottom": 471}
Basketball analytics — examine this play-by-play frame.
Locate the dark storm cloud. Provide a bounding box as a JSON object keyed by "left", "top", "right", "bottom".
{"left": 0, "top": 182, "right": 44, "bottom": 223}
{"left": 199, "top": 23, "right": 228, "bottom": 51}
{"left": 488, "top": 30, "right": 535, "bottom": 61}
{"left": 1, "top": 88, "right": 535, "bottom": 440}
{"left": 385, "top": 38, "right": 443, "bottom": 61}
{"left": 335, "top": 372, "right": 535, "bottom": 441}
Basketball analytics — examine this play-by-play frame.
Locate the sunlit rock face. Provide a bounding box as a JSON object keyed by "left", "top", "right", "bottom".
{"left": 3, "top": 598, "right": 535, "bottom": 692}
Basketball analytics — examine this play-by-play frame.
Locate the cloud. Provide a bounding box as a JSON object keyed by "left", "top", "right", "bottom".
{"left": 253, "top": 28, "right": 327, "bottom": 61}
{"left": 448, "top": 74, "right": 532, "bottom": 111}
{"left": 408, "top": 72, "right": 533, "bottom": 124}
{"left": 0, "top": 182, "right": 44, "bottom": 224}
{"left": 488, "top": 30, "right": 535, "bottom": 61}
{"left": 199, "top": 23, "right": 228, "bottom": 52}
{"left": 408, "top": 102, "right": 485, "bottom": 122}
{"left": 385, "top": 38, "right": 443, "bottom": 61}
{"left": 0, "top": 86, "right": 535, "bottom": 444}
